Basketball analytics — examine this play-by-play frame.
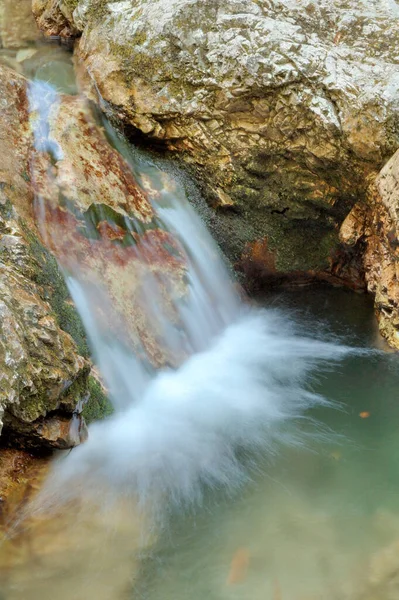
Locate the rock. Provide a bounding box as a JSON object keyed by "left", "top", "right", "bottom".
{"left": 0, "top": 63, "right": 91, "bottom": 449}
{"left": 31, "top": 88, "right": 187, "bottom": 367}
{"left": 33, "top": 0, "right": 399, "bottom": 285}
{"left": 356, "top": 538, "right": 399, "bottom": 600}
{"left": 0, "top": 0, "right": 41, "bottom": 48}
{"left": 0, "top": 2, "right": 190, "bottom": 444}
{"left": 32, "top": 0, "right": 80, "bottom": 39}
{"left": 340, "top": 151, "right": 399, "bottom": 349}
{"left": 0, "top": 448, "right": 50, "bottom": 532}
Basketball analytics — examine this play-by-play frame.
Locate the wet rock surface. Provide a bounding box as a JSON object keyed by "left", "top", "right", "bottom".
{"left": 32, "top": 91, "right": 188, "bottom": 368}
{"left": 0, "top": 0, "right": 189, "bottom": 449}
{"left": 0, "top": 63, "right": 90, "bottom": 449}
{"left": 0, "top": 0, "right": 41, "bottom": 48}
{"left": 33, "top": 0, "right": 399, "bottom": 284}
{"left": 0, "top": 448, "right": 49, "bottom": 528}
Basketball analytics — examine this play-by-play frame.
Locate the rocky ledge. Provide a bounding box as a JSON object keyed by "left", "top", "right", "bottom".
{"left": 32, "top": 0, "right": 399, "bottom": 274}
{"left": 0, "top": 63, "right": 90, "bottom": 449}
{"left": 0, "top": 46, "right": 190, "bottom": 448}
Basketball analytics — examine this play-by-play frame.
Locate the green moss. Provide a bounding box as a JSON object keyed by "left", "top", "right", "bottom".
{"left": 64, "top": 0, "right": 80, "bottom": 9}
{"left": 269, "top": 220, "right": 339, "bottom": 272}
{"left": 82, "top": 0, "right": 110, "bottom": 25}
{"left": 24, "top": 228, "right": 90, "bottom": 358}
{"left": 82, "top": 376, "right": 113, "bottom": 424}
{"left": 60, "top": 368, "right": 90, "bottom": 406}
{"left": 19, "top": 368, "right": 92, "bottom": 422}
{"left": 18, "top": 393, "right": 49, "bottom": 422}
{"left": 0, "top": 196, "right": 14, "bottom": 220}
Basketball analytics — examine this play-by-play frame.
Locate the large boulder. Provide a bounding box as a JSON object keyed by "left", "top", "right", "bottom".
{"left": 32, "top": 0, "right": 399, "bottom": 285}
{"left": 340, "top": 150, "right": 399, "bottom": 350}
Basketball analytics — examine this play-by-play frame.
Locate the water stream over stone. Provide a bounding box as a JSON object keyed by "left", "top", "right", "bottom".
{"left": 2, "top": 28, "right": 399, "bottom": 600}
{"left": 22, "top": 66, "right": 349, "bottom": 513}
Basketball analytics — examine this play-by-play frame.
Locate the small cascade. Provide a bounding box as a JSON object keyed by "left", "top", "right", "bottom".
{"left": 27, "top": 79, "right": 349, "bottom": 511}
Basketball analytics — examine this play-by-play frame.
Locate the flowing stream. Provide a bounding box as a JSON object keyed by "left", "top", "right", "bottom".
{"left": 2, "top": 34, "right": 399, "bottom": 600}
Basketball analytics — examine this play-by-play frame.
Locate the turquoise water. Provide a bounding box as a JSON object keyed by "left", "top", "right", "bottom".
{"left": 129, "top": 288, "right": 399, "bottom": 600}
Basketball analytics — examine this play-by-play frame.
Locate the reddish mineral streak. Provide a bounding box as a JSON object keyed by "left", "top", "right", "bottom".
{"left": 37, "top": 200, "right": 187, "bottom": 367}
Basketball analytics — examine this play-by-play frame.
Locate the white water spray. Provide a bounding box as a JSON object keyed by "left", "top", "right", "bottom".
{"left": 49, "top": 308, "right": 348, "bottom": 510}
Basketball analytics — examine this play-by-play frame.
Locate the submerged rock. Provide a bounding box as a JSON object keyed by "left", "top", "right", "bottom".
{"left": 0, "top": 448, "right": 50, "bottom": 529}
{"left": 33, "top": 0, "right": 399, "bottom": 287}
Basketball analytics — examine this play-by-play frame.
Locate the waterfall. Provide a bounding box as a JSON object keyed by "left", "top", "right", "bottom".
{"left": 28, "top": 80, "right": 349, "bottom": 511}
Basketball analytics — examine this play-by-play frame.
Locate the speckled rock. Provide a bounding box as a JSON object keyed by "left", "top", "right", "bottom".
{"left": 33, "top": 0, "right": 399, "bottom": 282}
{"left": 32, "top": 0, "right": 80, "bottom": 39}
{"left": 0, "top": 448, "right": 50, "bottom": 530}
{"left": 0, "top": 0, "right": 41, "bottom": 48}
{"left": 340, "top": 150, "right": 399, "bottom": 350}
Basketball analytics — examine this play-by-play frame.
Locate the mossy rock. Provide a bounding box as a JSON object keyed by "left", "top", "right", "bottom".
{"left": 24, "top": 226, "right": 90, "bottom": 358}
{"left": 82, "top": 376, "right": 113, "bottom": 424}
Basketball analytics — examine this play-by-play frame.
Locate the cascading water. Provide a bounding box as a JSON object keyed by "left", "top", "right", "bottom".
{"left": 26, "top": 79, "right": 352, "bottom": 512}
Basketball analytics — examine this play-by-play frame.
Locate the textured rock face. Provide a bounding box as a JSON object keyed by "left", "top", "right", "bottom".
{"left": 0, "top": 8, "right": 189, "bottom": 447}
{"left": 33, "top": 0, "right": 399, "bottom": 282}
{"left": 32, "top": 0, "right": 80, "bottom": 38}
{"left": 32, "top": 90, "right": 187, "bottom": 368}
{"left": 340, "top": 150, "right": 399, "bottom": 349}
{"left": 0, "top": 0, "right": 41, "bottom": 48}
{"left": 0, "top": 449, "right": 50, "bottom": 528}
{"left": 0, "top": 64, "right": 89, "bottom": 449}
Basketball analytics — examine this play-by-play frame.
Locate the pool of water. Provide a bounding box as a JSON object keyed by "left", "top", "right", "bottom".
{"left": 128, "top": 288, "right": 399, "bottom": 600}
{"left": 1, "top": 288, "right": 399, "bottom": 600}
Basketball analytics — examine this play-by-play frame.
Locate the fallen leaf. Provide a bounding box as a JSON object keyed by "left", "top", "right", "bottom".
{"left": 226, "top": 547, "right": 250, "bottom": 585}
{"left": 359, "top": 411, "right": 370, "bottom": 419}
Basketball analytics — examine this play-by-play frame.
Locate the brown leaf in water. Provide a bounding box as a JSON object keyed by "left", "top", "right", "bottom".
{"left": 226, "top": 547, "right": 250, "bottom": 585}
{"left": 359, "top": 411, "right": 370, "bottom": 419}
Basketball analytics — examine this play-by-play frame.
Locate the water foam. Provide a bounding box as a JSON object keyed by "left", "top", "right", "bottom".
{"left": 44, "top": 306, "right": 348, "bottom": 512}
